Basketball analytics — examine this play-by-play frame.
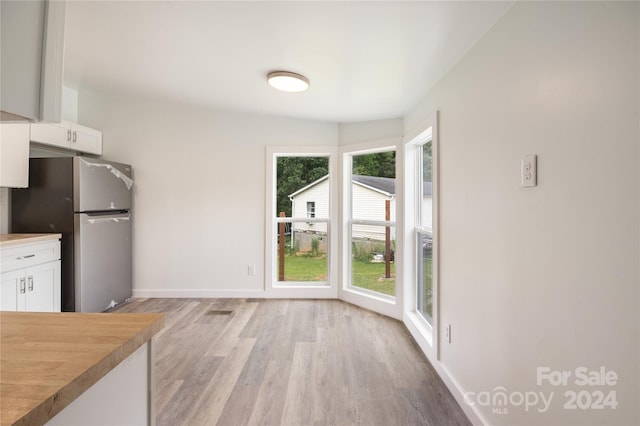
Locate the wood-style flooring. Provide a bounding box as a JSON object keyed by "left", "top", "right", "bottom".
{"left": 114, "top": 298, "right": 470, "bottom": 426}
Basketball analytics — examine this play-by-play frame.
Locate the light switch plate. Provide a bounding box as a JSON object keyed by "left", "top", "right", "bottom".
{"left": 521, "top": 155, "right": 537, "bottom": 187}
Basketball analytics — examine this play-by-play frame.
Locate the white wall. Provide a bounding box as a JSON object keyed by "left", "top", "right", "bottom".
{"left": 405, "top": 2, "right": 639, "bottom": 425}
{"left": 77, "top": 90, "right": 338, "bottom": 297}
{"left": 339, "top": 118, "right": 403, "bottom": 145}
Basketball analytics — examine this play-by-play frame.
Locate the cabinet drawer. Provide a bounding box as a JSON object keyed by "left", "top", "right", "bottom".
{"left": 1, "top": 240, "right": 61, "bottom": 272}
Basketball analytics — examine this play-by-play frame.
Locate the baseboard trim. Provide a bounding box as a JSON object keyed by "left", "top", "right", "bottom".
{"left": 134, "top": 287, "right": 345, "bottom": 299}
{"left": 404, "top": 314, "right": 488, "bottom": 426}
{"left": 132, "top": 289, "right": 266, "bottom": 299}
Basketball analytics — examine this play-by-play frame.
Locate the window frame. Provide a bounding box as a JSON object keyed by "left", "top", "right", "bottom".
{"left": 416, "top": 139, "right": 434, "bottom": 325}
{"left": 265, "top": 146, "right": 338, "bottom": 298}
{"left": 306, "top": 201, "right": 316, "bottom": 219}
{"left": 402, "top": 112, "right": 439, "bottom": 362}
{"left": 339, "top": 138, "right": 403, "bottom": 320}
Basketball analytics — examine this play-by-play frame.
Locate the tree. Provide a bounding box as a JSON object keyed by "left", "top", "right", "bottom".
{"left": 352, "top": 151, "right": 395, "bottom": 178}
{"left": 423, "top": 142, "right": 432, "bottom": 183}
{"left": 276, "top": 156, "right": 328, "bottom": 217}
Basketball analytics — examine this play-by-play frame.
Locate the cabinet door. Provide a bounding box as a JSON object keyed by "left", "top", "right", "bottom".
{"left": 0, "top": 0, "right": 45, "bottom": 120}
{"left": 70, "top": 122, "right": 102, "bottom": 155}
{"left": 30, "top": 122, "right": 70, "bottom": 148}
{"left": 25, "top": 260, "right": 61, "bottom": 312}
{"left": 0, "top": 0, "right": 65, "bottom": 122}
{"left": 1, "top": 269, "right": 24, "bottom": 311}
{"left": 0, "top": 123, "right": 30, "bottom": 188}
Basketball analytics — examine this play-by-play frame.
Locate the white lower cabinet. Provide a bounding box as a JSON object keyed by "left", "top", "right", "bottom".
{"left": 0, "top": 239, "right": 61, "bottom": 312}
{"left": 1, "top": 261, "right": 61, "bottom": 312}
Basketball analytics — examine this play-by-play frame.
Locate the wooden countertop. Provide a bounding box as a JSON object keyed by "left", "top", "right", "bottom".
{"left": 0, "top": 311, "right": 164, "bottom": 426}
{"left": 0, "top": 234, "right": 62, "bottom": 247}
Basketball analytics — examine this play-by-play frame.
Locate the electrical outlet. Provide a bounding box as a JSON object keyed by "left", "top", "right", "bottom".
{"left": 248, "top": 265, "right": 256, "bottom": 276}
{"left": 444, "top": 324, "right": 452, "bottom": 343}
{"left": 521, "top": 155, "right": 537, "bottom": 187}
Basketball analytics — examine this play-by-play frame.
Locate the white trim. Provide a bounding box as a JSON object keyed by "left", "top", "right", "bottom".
{"left": 275, "top": 217, "right": 329, "bottom": 224}
{"left": 133, "top": 289, "right": 265, "bottom": 298}
{"left": 133, "top": 288, "right": 344, "bottom": 300}
{"left": 403, "top": 120, "right": 433, "bottom": 146}
{"left": 403, "top": 111, "right": 439, "bottom": 362}
{"left": 341, "top": 287, "right": 401, "bottom": 320}
{"left": 265, "top": 146, "right": 338, "bottom": 299}
{"left": 339, "top": 138, "right": 403, "bottom": 319}
{"left": 351, "top": 218, "right": 395, "bottom": 227}
{"left": 403, "top": 312, "right": 485, "bottom": 426}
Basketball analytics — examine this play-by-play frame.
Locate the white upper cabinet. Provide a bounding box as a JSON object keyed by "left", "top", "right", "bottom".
{"left": 71, "top": 122, "right": 103, "bottom": 155}
{"left": 0, "top": 123, "right": 30, "bottom": 188}
{"left": 0, "top": 0, "right": 66, "bottom": 122}
{"left": 30, "top": 121, "right": 103, "bottom": 155}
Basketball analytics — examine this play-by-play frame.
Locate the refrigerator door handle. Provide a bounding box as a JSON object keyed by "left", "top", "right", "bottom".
{"left": 87, "top": 215, "right": 131, "bottom": 225}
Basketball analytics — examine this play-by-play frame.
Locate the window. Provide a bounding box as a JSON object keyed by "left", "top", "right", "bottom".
{"left": 347, "top": 149, "right": 397, "bottom": 298}
{"left": 403, "top": 114, "right": 438, "bottom": 359}
{"left": 276, "top": 156, "right": 328, "bottom": 283}
{"left": 306, "top": 201, "right": 316, "bottom": 218}
{"left": 416, "top": 140, "right": 433, "bottom": 324}
{"left": 265, "top": 147, "right": 337, "bottom": 298}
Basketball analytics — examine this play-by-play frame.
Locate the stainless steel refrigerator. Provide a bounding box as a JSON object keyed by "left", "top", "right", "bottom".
{"left": 11, "top": 157, "right": 133, "bottom": 312}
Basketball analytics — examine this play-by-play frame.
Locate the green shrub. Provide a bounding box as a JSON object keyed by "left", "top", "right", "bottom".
{"left": 311, "top": 237, "right": 320, "bottom": 257}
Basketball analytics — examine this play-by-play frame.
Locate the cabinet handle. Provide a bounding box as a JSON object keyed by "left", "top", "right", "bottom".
{"left": 16, "top": 254, "right": 35, "bottom": 260}
{"left": 67, "top": 129, "right": 72, "bottom": 141}
{"left": 72, "top": 131, "right": 77, "bottom": 143}
{"left": 19, "top": 278, "right": 26, "bottom": 294}
{"left": 28, "top": 276, "right": 34, "bottom": 292}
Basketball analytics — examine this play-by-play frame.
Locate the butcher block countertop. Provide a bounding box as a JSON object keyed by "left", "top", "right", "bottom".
{"left": 0, "top": 311, "right": 164, "bottom": 426}
{"left": 0, "top": 234, "right": 62, "bottom": 247}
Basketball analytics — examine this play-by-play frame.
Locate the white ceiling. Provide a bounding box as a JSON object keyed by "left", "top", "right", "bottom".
{"left": 64, "top": 1, "right": 512, "bottom": 123}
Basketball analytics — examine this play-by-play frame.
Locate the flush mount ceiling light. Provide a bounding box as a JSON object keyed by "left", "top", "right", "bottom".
{"left": 267, "top": 71, "right": 310, "bottom": 92}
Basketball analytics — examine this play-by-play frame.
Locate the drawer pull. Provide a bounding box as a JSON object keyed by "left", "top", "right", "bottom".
{"left": 16, "top": 254, "right": 36, "bottom": 260}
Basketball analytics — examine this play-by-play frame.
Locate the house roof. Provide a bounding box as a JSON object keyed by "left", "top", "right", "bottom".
{"left": 289, "top": 174, "right": 432, "bottom": 198}
{"left": 352, "top": 175, "right": 396, "bottom": 196}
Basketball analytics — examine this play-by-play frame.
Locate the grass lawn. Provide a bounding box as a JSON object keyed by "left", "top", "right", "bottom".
{"left": 278, "top": 254, "right": 396, "bottom": 296}
{"left": 352, "top": 260, "right": 395, "bottom": 296}
{"left": 279, "top": 254, "right": 327, "bottom": 281}
{"left": 421, "top": 249, "right": 433, "bottom": 319}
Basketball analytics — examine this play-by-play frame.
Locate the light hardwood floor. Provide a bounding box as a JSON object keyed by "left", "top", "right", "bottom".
{"left": 114, "top": 298, "right": 471, "bottom": 426}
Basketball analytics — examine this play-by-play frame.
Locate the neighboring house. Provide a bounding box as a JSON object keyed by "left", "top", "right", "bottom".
{"left": 288, "top": 175, "right": 432, "bottom": 249}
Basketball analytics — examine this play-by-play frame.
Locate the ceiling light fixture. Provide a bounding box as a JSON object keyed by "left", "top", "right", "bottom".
{"left": 267, "top": 71, "right": 310, "bottom": 92}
